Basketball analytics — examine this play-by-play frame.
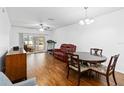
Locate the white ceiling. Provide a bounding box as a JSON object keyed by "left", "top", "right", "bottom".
{"left": 6, "top": 7, "right": 123, "bottom": 30}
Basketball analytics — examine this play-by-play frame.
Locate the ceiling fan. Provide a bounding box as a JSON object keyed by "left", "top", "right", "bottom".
{"left": 38, "top": 23, "right": 55, "bottom": 32}
{"left": 38, "top": 18, "right": 56, "bottom": 31}
{"left": 14, "top": 18, "right": 56, "bottom": 31}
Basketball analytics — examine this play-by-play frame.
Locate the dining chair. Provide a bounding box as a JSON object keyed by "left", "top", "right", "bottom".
{"left": 90, "top": 54, "right": 120, "bottom": 86}
{"left": 90, "top": 48, "right": 103, "bottom": 67}
{"left": 66, "top": 53, "right": 89, "bottom": 85}
{"left": 90, "top": 48, "right": 103, "bottom": 56}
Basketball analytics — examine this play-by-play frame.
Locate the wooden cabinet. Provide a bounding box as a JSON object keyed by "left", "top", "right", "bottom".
{"left": 5, "top": 49, "right": 27, "bottom": 82}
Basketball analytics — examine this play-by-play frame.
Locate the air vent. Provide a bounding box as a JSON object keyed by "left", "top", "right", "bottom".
{"left": 48, "top": 18, "right": 55, "bottom": 21}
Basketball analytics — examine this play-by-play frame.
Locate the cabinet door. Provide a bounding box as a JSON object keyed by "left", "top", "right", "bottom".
{"left": 5, "top": 53, "right": 27, "bottom": 81}
{"left": 5, "top": 55, "right": 17, "bottom": 81}
{"left": 17, "top": 54, "right": 27, "bottom": 79}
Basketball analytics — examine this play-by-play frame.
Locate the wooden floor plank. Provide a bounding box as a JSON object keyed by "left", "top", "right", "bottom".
{"left": 27, "top": 53, "right": 124, "bottom": 86}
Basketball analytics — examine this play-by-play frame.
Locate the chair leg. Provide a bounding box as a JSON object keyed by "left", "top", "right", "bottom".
{"left": 88, "top": 70, "right": 91, "bottom": 79}
{"left": 77, "top": 74, "right": 80, "bottom": 86}
{"left": 96, "top": 72, "right": 100, "bottom": 78}
{"left": 95, "top": 72, "right": 98, "bottom": 78}
{"left": 67, "top": 68, "right": 70, "bottom": 79}
{"left": 77, "top": 73, "right": 80, "bottom": 86}
{"left": 112, "top": 72, "right": 117, "bottom": 85}
{"left": 106, "top": 76, "right": 110, "bottom": 86}
{"left": 66, "top": 64, "right": 68, "bottom": 68}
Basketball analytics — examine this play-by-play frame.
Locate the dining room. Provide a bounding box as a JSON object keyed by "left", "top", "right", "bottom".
{"left": 5, "top": 7, "right": 124, "bottom": 86}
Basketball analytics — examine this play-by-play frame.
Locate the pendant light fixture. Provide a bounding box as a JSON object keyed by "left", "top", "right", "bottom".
{"left": 79, "top": 7, "right": 94, "bottom": 25}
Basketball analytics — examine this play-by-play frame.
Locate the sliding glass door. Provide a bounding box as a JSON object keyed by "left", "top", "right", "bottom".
{"left": 22, "top": 33, "right": 45, "bottom": 53}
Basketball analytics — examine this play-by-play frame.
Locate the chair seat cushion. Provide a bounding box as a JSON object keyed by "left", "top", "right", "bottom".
{"left": 69, "top": 65, "right": 89, "bottom": 72}
{"left": 90, "top": 64, "right": 107, "bottom": 74}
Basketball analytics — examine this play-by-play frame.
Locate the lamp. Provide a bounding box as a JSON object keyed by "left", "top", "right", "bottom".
{"left": 24, "top": 41, "right": 28, "bottom": 45}
{"left": 79, "top": 7, "right": 94, "bottom": 25}
{"left": 28, "top": 41, "right": 33, "bottom": 45}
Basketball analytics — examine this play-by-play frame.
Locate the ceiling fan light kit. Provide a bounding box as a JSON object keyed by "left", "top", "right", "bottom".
{"left": 39, "top": 23, "right": 54, "bottom": 32}
{"left": 39, "top": 28, "right": 44, "bottom": 32}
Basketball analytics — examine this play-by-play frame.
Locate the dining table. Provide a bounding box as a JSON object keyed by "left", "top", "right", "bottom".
{"left": 73, "top": 52, "right": 107, "bottom": 64}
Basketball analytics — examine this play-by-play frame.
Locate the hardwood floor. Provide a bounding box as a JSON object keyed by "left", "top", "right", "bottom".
{"left": 27, "top": 53, "right": 124, "bottom": 86}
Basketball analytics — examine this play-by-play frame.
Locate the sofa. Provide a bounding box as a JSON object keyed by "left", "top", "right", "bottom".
{"left": 0, "top": 72, "right": 37, "bottom": 86}
{"left": 53, "top": 44, "right": 76, "bottom": 62}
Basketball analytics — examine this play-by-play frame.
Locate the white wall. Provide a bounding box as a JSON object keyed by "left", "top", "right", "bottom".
{"left": 10, "top": 26, "right": 53, "bottom": 50}
{"left": 0, "top": 8, "right": 11, "bottom": 71}
{"left": 52, "top": 9, "right": 124, "bottom": 73}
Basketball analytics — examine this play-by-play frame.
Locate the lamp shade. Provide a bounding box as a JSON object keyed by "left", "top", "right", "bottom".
{"left": 79, "top": 20, "right": 85, "bottom": 25}
{"left": 29, "top": 41, "right": 33, "bottom": 45}
{"left": 79, "top": 18, "right": 94, "bottom": 25}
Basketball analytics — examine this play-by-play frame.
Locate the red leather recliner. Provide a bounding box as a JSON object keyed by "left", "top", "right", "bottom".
{"left": 53, "top": 44, "right": 76, "bottom": 62}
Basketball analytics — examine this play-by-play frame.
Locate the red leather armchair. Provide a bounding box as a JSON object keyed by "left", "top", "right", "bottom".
{"left": 53, "top": 44, "right": 76, "bottom": 62}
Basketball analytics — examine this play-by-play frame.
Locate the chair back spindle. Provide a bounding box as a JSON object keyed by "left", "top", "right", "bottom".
{"left": 90, "top": 48, "right": 102, "bottom": 56}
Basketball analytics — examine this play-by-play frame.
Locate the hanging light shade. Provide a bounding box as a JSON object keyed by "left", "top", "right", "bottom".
{"left": 39, "top": 27, "right": 44, "bottom": 32}
{"left": 79, "top": 7, "right": 94, "bottom": 25}
{"left": 79, "top": 20, "right": 85, "bottom": 25}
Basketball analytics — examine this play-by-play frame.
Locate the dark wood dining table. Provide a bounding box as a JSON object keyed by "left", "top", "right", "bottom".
{"left": 74, "top": 52, "right": 107, "bottom": 64}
